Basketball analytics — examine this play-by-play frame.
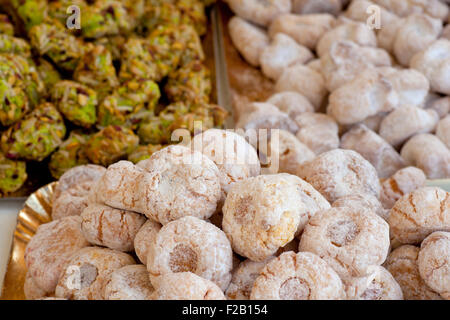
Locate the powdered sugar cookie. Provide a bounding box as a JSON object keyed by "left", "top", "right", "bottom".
{"left": 81, "top": 203, "right": 146, "bottom": 252}
{"left": 384, "top": 245, "right": 442, "bottom": 300}
{"left": 266, "top": 92, "right": 315, "bottom": 119}
{"left": 299, "top": 207, "right": 390, "bottom": 279}
{"left": 418, "top": 232, "right": 450, "bottom": 299}
{"left": 400, "top": 134, "right": 450, "bottom": 179}
{"left": 344, "top": 266, "right": 403, "bottom": 300}
{"left": 226, "top": 0, "right": 291, "bottom": 27}
{"left": 55, "top": 247, "right": 135, "bottom": 300}
{"left": 298, "top": 149, "right": 381, "bottom": 203}
{"left": 260, "top": 33, "right": 313, "bottom": 81}
{"left": 147, "top": 216, "right": 233, "bottom": 291}
{"left": 24, "top": 216, "right": 89, "bottom": 294}
{"left": 250, "top": 251, "right": 345, "bottom": 300}
{"left": 388, "top": 187, "right": 450, "bottom": 244}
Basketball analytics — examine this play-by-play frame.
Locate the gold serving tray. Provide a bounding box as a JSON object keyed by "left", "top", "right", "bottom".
{"left": 1, "top": 182, "right": 56, "bottom": 300}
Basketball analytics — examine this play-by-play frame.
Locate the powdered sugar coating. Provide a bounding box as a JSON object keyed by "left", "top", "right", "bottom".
{"left": 384, "top": 245, "right": 442, "bottom": 300}
{"left": 269, "top": 13, "right": 336, "bottom": 50}
{"left": 266, "top": 92, "right": 315, "bottom": 119}
{"left": 55, "top": 247, "right": 135, "bottom": 300}
{"left": 295, "top": 112, "right": 340, "bottom": 155}
{"left": 333, "top": 193, "right": 388, "bottom": 221}
{"left": 388, "top": 187, "right": 450, "bottom": 244}
{"left": 320, "top": 40, "right": 392, "bottom": 91}
{"left": 190, "top": 129, "right": 261, "bottom": 200}
{"left": 81, "top": 203, "right": 146, "bottom": 252}
{"left": 251, "top": 251, "right": 345, "bottom": 300}
{"left": 228, "top": 16, "right": 269, "bottom": 67}
{"left": 380, "top": 166, "right": 427, "bottom": 209}
{"left": 400, "top": 134, "right": 450, "bottom": 179}
{"left": 344, "top": 266, "right": 403, "bottom": 300}
{"left": 299, "top": 207, "right": 390, "bottom": 279}
{"left": 417, "top": 232, "right": 450, "bottom": 299}
{"left": 52, "top": 165, "right": 106, "bottom": 220}
{"left": 260, "top": 33, "right": 313, "bottom": 81}
{"left": 275, "top": 64, "right": 327, "bottom": 110}
{"left": 223, "top": 174, "right": 330, "bottom": 261}
{"left": 104, "top": 265, "right": 154, "bottom": 300}
{"left": 24, "top": 216, "right": 89, "bottom": 294}
{"left": 226, "top": 0, "right": 291, "bottom": 27}
{"left": 226, "top": 258, "right": 274, "bottom": 300}
{"left": 134, "top": 220, "right": 162, "bottom": 265}
{"left": 147, "top": 216, "right": 233, "bottom": 291}
{"left": 298, "top": 149, "right": 381, "bottom": 203}
{"left": 379, "top": 106, "right": 439, "bottom": 148}
{"left": 341, "top": 124, "right": 405, "bottom": 179}
{"left": 151, "top": 272, "right": 225, "bottom": 300}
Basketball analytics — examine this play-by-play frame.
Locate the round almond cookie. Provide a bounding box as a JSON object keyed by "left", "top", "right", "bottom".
{"left": 104, "top": 265, "right": 154, "bottom": 300}
{"left": 81, "top": 203, "right": 146, "bottom": 252}
{"left": 333, "top": 193, "right": 388, "bottom": 221}
{"left": 299, "top": 207, "right": 390, "bottom": 279}
{"left": 384, "top": 245, "right": 442, "bottom": 300}
{"left": 134, "top": 220, "right": 162, "bottom": 265}
{"left": 222, "top": 174, "right": 330, "bottom": 261}
{"left": 24, "top": 216, "right": 90, "bottom": 295}
{"left": 190, "top": 129, "right": 261, "bottom": 200}
{"left": 418, "top": 232, "right": 450, "bottom": 299}
{"left": 226, "top": 0, "right": 291, "bottom": 27}
{"left": 136, "top": 145, "right": 222, "bottom": 224}
{"left": 297, "top": 149, "right": 381, "bottom": 203}
{"left": 55, "top": 247, "right": 136, "bottom": 300}
{"left": 380, "top": 166, "right": 427, "bottom": 209}
{"left": 226, "top": 258, "right": 274, "bottom": 300}
{"left": 53, "top": 164, "right": 106, "bottom": 201}
{"left": 52, "top": 164, "right": 106, "bottom": 220}
{"left": 151, "top": 272, "right": 225, "bottom": 300}
{"left": 147, "top": 216, "right": 233, "bottom": 291}
{"left": 250, "top": 251, "right": 345, "bottom": 300}
{"left": 344, "top": 266, "right": 403, "bottom": 300}
{"left": 388, "top": 187, "right": 450, "bottom": 244}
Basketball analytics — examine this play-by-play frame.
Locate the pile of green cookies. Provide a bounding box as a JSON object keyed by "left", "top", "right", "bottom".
{"left": 0, "top": 0, "right": 225, "bottom": 195}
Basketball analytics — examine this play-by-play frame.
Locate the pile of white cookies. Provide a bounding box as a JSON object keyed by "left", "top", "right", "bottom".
{"left": 23, "top": 125, "right": 449, "bottom": 300}
{"left": 228, "top": 0, "right": 450, "bottom": 180}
